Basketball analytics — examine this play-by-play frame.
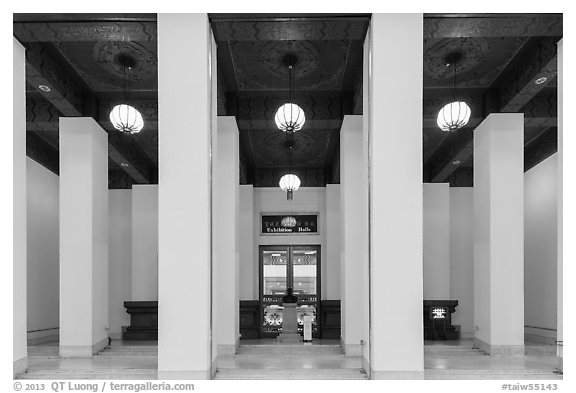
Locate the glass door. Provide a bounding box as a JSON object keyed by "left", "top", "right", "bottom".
{"left": 260, "top": 245, "right": 321, "bottom": 338}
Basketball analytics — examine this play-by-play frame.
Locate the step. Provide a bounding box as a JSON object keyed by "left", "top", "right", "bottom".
{"left": 18, "top": 368, "right": 157, "bottom": 380}
{"left": 237, "top": 344, "right": 343, "bottom": 356}
{"left": 215, "top": 369, "right": 367, "bottom": 380}
{"left": 426, "top": 369, "right": 563, "bottom": 380}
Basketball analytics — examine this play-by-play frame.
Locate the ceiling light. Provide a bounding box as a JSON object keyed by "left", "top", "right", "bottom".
{"left": 109, "top": 54, "right": 144, "bottom": 134}
{"left": 279, "top": 174, "right": 301, "bottom": 200}
{"left": 452, "top": 160, "right": 461, "bottom": 165}
{"left": 275, "top": 54, "right": 305, "bottom": 133}
{"left": 38, "top": 85, "right": 51, "bottom": 92}
{"left": 437, "top": 52, "right": 471, "bottom": 132}
{"left": 275, "top": 103, "right": 305, "bottom": 133}
{"left": 535, "top": 76, "right": 548, "bottom": 85}
{"left": 110, "top": 104, "right": 144, "bottom": 134}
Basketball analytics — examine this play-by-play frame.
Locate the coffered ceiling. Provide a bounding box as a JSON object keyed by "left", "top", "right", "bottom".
{"left": 13, "top": 13, "right": 562, "bottom": 188}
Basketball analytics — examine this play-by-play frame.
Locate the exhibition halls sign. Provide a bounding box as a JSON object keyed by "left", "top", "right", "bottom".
{"left": 261, "top": 214, "right": 318, "bottom": 234}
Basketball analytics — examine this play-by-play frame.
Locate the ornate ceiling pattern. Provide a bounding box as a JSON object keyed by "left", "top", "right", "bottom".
{"left": 14, "top": 13, "right": 562, "bottom": 188}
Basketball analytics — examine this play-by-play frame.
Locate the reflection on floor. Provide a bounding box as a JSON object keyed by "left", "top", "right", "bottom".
{"left": 17, "top": 338, "right": 562, "bottom": 380}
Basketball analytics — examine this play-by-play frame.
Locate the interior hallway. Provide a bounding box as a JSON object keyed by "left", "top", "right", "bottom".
{"left": 18, "top": 339, "right": 562, "bottom": 380}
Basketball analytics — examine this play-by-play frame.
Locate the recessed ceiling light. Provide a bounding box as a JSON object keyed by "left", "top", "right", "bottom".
{"left": 120, "top": 162, "right": 129, "bottom": 167}
{"left": 452, "top": 160, "right": 461, "bottom": 165}
{"left": 535, "top": 77, "right": 548, "bottom": 85}
{"left": 38, "top": 85, "right": 51, "bottom": 92}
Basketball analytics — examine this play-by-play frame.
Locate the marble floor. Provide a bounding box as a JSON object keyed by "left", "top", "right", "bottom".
{"left": 17, "top": 339, "right": 563, "bottom": 380}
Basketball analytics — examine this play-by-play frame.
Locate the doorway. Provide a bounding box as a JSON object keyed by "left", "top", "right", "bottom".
{"left": 259, "top": 245, "right": 321, "bottom": 338}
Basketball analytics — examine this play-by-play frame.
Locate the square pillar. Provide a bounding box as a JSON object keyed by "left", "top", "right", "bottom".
{"left": 238, "top": 185, "right": 255, "bottom": 300}
{"left": 59, "top": 117, "right": 109, "bottom": 357}
{"left": 423, "top": 183, "right": 450, "bottom": 299}
{"left": 325, "top": 184, "right": 340, "bottom": 300}
{"left": 340, "top": 115, "right": 366, "bottom": 357}
{"left": 157, "top": 13, "right": 214, "bottom": 379}
{"left": 473, "top": 113, "right": 524, "bottom": 355}
{"left": 131, "top": 185, "right": 158, "bottom": 301}
{"left": 556, "top": 38, "right": 563, "bottom": 373}
{"left": 213, "top": 116, "right": 239, "bottom": 356}
{"left": 13, "top": 37, "right": 28, "bottom": 376}
{"left": 368, "top": 14, "right": 424, "bottom": 379}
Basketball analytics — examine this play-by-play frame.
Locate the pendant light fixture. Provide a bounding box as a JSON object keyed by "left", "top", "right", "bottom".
{"left": 275, "top": 54, "right": 305, "bottom": 133}
{"left": 109, "top": 54, "right": 144, "bottom": 134}
{"left": 279, "top": 135, "right": 300, "bottom": 200}
{"left": 437, "top": 51, "right": 471, "bottom": 132}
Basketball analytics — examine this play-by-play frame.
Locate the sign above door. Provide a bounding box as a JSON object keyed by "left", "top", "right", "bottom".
{"left": 261, "top": 214, "right": 318, "bottom": 234}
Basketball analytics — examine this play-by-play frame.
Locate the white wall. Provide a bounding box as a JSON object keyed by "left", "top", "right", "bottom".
{"left": 449, "top": 187, "right": 474, "bottom": 337}
{"left": 524, "top": 154, "right": 558, "bottom": 343}
{"left": 26, "top": 158, "right": 60, "bottom": 344}
{"left": 325, "top": 184, "right": 340, "bottom": 300}
{"left": 253, "top": 188, "right": 328, "bottom": 299}
{"left": 239, "top": 185, "right": 255, "bottom": 300}
{"left": 423, "top": 183, "right": 450, "bottom": 299}
{"left": 109, "top": 190, "right": 132, "bottom": 339}
{"left": 132, "top": 185, "right": 158, "bottom": 301}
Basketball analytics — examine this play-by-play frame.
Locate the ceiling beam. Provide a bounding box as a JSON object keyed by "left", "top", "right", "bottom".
{"left": 14, "top": 21, "right": 157, "bottom": 42}
{"left": 24, "top": 44, "right": 154, "bottom": 184}
{"left": 424, "top": 15, "right": 562, "bottom": 38}
{"left": 498, "top": 37, "right": 558, "bottom": 112}
{"left": 427, "top": 38, "right": 559, "bottom": 182}
{"left": 211, "top": 18, "right": 368, "bottom": 42}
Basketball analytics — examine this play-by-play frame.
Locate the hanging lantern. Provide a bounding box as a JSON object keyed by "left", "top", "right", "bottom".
{"left": 109, "top": 104, "right": 144, "bottom": 134}
{"left": 281, "top": 216, "right": 297, "bottom": 228}
{"left": 275, "top": 103, "right": 306, "bottom": 133}
{"left": 279, "top": 174, "right": 301, "bottom": 200}
{"left": 436, "top": 101, "right": 471, "bottom": 132}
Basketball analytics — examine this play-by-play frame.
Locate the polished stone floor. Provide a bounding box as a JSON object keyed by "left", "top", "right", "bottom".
{"left": 17, "top": 338, "right": 562, "bottom": 380}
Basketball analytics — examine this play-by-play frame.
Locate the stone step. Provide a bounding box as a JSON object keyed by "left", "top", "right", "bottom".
{"left": 237, "top": 344, "right": 343, "bottom": 356}
{"left": 19, "top": 372, "right": 157, "bottom": 380}
{"left": 215, "top": 369, "right": 367, "bottom": 380}
{"left": 426, "top": 369, "right": 562, "bottom": 380}
{"left": 19, "top": 368, "right": 157, "bottom": 380}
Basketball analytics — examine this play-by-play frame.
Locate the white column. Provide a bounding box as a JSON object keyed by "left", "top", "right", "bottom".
{"left": 213, "top": 116, "right": 239, "bottom": 356}
{"left": 157, "top": 13, "right": 214, "bottom": 379}
{"left": 108, "top": 190, "right": 132, "bottom": 340}
{"left": 59, "top": 117, "right": 109, "bottom": 357}
{"left": 473, "top": 113, "right": 524, "bottom": 355}
{"left": 423, "top": 183, "right": 450, "bottom": 299}
{"left": 556, "top": 38, "right": 563, "bottom": 373}
{"left": 325, "top": 184, "right": 340, "bottom": 300}
{"left": 368, "top": 14, "right": 424, "bottom": 379}
{"left": 131, "top": 185, "right": 158, "bottom": 300}
{"left": 13, "top": 37, "right": 28, "bottom": 376}
{"left": 239, "top": 185, "right": 254, "bottom": 300}
{"left": 340, "top": 115, "right": 365, "bottom": 357}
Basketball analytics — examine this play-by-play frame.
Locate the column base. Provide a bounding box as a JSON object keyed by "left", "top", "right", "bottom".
{"left": 340, "top": 338, "right": 363, "bottom": 357}
{"left": 475, "top": 337, "right": 525, "bottom": 356}
{"left": 371, "top": 370, "right": 424, "bottom": 380}
{"left": 555, "top": 356, "right": 563, "bottom": 375}
{"left": 158, "top": 370, "right": 210, "bottom": 380}
{"left": 60, "top": 337, "right": 108, "bottom": 358}
{"left": 13, "top": 356, "right": 28, "bottom": 378}
{"left": 217, "top": 344, "right": 237, "bottom": 356}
